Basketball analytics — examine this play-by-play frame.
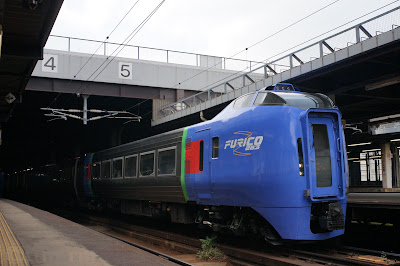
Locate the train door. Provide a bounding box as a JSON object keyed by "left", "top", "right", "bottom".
{"left": 189, "top": 128, "right": 213, "bottom": 202}
{"left": 308, "top": 116, "right": 342, "bottom": 198}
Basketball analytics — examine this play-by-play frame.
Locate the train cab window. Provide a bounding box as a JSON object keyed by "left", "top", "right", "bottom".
{"left": 158, "top": 147, "right": 176, "bottom": 175}
{"left": 212, "top": 137, "right": 219, "bottom": 158}
{"left": 92, "top": 162, "right": 101, "bottom": 180}
{"left": 253, "top": 92, "right": 286, "bottom": 106}
{"left": 112, "top": 158, "right": 123, "bottom": 179}
{"left": 233, "top": 93, "right": 256, "bottom": 109}
{"left": 140, "top": 152, "right": 155, "bottom": 177}
{"left": 272, "top": 92, "right": 335, "bottom": 109}
{"left": 101, "top": 160, "right": 111, "bottom": 179}
{"left": 125, "top": 155, "right": 137, "bottom": 178}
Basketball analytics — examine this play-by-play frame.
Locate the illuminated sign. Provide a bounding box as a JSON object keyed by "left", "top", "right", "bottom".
{"left": 370, "top": 120, "right": 400, "bottom": 135}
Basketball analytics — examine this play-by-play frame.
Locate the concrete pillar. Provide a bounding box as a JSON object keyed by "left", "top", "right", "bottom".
{"left": 392, "top": 146, "right": 400, "bottom": 188}
{"left": 381, "top": 142, "right": 393, "bottom": 188}
{"left": 176, "top": 89, "right": 185, "bottom": 101}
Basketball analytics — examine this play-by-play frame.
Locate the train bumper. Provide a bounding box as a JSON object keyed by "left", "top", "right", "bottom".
{"left": 253, "top": 202, "right": 347, "bottom": 240}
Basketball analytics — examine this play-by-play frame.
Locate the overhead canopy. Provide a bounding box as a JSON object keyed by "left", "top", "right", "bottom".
{"left": 0, "top": 0, "right": 64, "bottom": 123}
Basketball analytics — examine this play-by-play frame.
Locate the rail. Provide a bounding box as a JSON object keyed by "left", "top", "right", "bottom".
{"left": 156, "top": 6, "right": 400, "bottom": 120}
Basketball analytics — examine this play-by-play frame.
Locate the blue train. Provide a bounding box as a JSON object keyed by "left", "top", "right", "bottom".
{"left": 17, "top": 83, "right": 348, "bottom": 242}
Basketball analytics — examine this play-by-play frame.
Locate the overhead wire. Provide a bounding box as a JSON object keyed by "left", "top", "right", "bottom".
{"left": 77, "top": 0, "right": 166, "bottom": 96}
{"left": 47, "top": 0, "right": 141, "bottom": 108}
{"left": 135, "top": 0, "right": 400, "bottom": 120}
{"left": 122, "top": 0, "right": 342, "bottom": 113}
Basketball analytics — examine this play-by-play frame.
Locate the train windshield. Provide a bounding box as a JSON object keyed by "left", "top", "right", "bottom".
{"left": 254, "top": 92, "right": 334, "bottom": 109}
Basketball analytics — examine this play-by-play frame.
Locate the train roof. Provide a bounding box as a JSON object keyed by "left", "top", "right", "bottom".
{"left": 230, "top": 86, "right": 335, "bottom": 111}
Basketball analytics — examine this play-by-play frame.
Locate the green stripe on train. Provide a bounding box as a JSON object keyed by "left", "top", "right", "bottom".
{"left": 180, "top": 127, "right": 189, "bottom": 201}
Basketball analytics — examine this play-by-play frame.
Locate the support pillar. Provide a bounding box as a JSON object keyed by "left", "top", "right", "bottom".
{"left": 393, "top": 146, "right": 400, "bottom": 188}
{"left": 381, "top": 142, "right": 393, "bottom": 188}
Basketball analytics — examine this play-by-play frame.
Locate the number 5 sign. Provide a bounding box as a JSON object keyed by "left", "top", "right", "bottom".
{"left": 118, "top": 62, "right": 132, "bottom": 79}
{"left": 42, "top": 54, "right": 58, "bottom": 73}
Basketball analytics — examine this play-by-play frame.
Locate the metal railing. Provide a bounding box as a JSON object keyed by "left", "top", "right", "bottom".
{"left": 46, "top": 35, "right": 264, "bottom": 72}
{"left": 156, "top": 6, "right": 400, "bottom": 120}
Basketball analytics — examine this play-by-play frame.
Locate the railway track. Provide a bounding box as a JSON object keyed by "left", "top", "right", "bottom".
{"left": 55, "top": 209, "right": 400, "bottom": 265}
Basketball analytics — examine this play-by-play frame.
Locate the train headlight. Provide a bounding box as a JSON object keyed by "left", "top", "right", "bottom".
{"left": 299, "top": 163, "right": 304, "bottom": 176}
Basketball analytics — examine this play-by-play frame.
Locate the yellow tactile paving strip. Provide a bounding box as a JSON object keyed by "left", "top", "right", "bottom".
{"left": 0, "top": 212, "right": 27, "bottom": 266}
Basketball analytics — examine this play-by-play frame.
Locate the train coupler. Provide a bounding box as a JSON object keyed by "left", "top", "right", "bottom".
{"left": 311, "top": 202, "right": 344, "bottom": 233}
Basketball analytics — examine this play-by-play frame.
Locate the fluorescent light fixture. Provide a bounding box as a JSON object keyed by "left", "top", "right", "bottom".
{"left": 347, "top": 142, "right": 371, "bottom": 147}
{"left": 390, "top": 139, "right": 400, "bottom": 142}
{"left": 362, "top": 148, "right": 381, "bottom": 152}
{"left": 369, "top": 156, "right": 381, "bottom": 159}
{"left": 365, "top": 76, "right": 400, "bottom": 91}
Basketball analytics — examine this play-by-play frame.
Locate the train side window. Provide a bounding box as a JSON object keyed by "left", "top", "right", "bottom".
{"left": 297, "top": 138, "right": 305, "bottom": 176}
{"left": 140, "top": 151, "right": 155, "bottom": 177}
{"left": 199, "top": 140, "right": 204, "bottom": 171}
{"left": 125, "top": 155, "right": 137, "bottom": 178}
{"left": 112, "top": 157, "right": 123, "bottom": 179}
{"left": 101, "top": 160, "right": 111, "bottom": 179}
{"left": 212, "top": 137, "right": 219, "bottom": 158}
{"left": 158, "top": 147, "right": 176, "bottom": 175}
{"left": 92, "top": 162, "right": 101, "bottom": 180}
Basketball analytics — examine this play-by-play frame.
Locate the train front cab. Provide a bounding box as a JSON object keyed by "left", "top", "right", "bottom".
{"left": 255, "top": 108, "right": 348, "bottom": 241}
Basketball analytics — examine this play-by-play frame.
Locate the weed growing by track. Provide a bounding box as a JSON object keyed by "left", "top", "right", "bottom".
{"left": 197, "top": 236, "right": 225, "bottom": 260}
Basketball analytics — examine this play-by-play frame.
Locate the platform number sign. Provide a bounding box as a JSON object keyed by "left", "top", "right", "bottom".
{"left": 42, "top": 54, "right": 58, "bottom": 73}
{"left": 118, "top": 62, "right": 132, "bottom": 80}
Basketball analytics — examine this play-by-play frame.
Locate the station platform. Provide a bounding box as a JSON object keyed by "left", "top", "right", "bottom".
{"left": 348, "top": 192, "right": 400, "bottom": 209}
{"left": 0, "top": 199, "right": 177, "bottom": 266}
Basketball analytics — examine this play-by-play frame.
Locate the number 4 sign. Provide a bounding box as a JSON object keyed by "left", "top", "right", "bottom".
{"left": 42, "top": 54, "right": 58, "bottom": 73}
{"left": 118, "top": 62, "right": 132, "bottom": 80}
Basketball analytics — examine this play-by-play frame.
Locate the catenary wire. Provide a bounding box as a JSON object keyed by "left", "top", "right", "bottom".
{"left": 47, "top": 0, "right": 338, "bottom": 114}
{"left": 122, "top": 0, "right": 342, "bottom": 113}
{"left": 72, "top": 0, "right": 166, "bottom": 97}
{"left": 135, "top": 0, "right": 400, "bottom": 120}
{"left": 47, "top": 0, "right": 141, "bottom": 108}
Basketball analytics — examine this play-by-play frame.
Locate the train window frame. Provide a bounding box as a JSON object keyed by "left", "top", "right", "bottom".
{"left": 139, "top": 151, "right": 155, "bottom": 177}
{"left": 112, "top": 157, "right": 124, "bottom": 179}
{"left": 101, "top": 160, "right": 111, "bottom": 180}
{"left": 212, "top": 137, "right": 219, "bottom": 159}
{"left": 233, "top": 93, "right": 256, "bottom": 109}
{"left": 253, "top": 92, "right": 287, "bottom": 106}
{"left": 157, "top": 146, "right": 177, "bottom": 176}
{"left": 92, "top": 162, "right": 101, "bottom": 180}
{"left": 124, "top": 155, "right": 138, "bottom": 178}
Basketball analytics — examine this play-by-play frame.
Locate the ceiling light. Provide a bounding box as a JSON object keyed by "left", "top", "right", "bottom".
{"left": 390, "top": 139, "right": 400, "bottom": 142}
{"left": 347, "top": 142, "right": 371, "bottom": 147}
{"left": 362, "top": 148, "right": 381, "bottom": 152}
